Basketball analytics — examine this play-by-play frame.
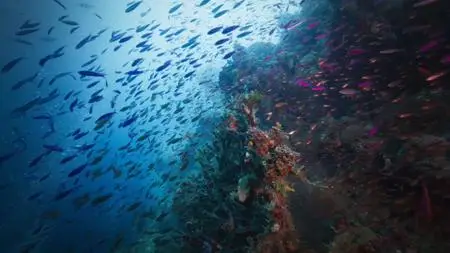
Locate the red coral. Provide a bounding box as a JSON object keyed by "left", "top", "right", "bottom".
{"left": 249, "top": 128, "right": 273, "bottom": 157}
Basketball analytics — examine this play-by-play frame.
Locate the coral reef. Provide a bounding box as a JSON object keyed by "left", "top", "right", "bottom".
{"left": 173, "top": 0, "right": 450, "bottom": 252}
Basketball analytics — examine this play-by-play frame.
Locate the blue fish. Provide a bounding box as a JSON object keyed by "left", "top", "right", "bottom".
{"left": 119, "top": 35, "right": 133, "bottom": 43}
{"left": 214, "top": 10, "right": 228, "bottom": 18}
{"left": 39, "top": 46, "right": 65, "bottom": 66}
{"left": 207, "top": 26, "right": 222, "bottom": 35}
{"left": 81, "top": 57, "right": 97, "bottom": 67}
{"left": 52, "top": 0, "right": 66, "bottom": 10}
{"left": 39, "top": 172, "right": 51, "bottom": 182}
{"left": 64, "top": 91, "right": 74, "bottom": 100}
{"left": 96, "top": 112, "right": 115, "bottom": 124}
{"left": 16, "top": 28, "right": 39, "bottom": 36}
{"left": 88, "top": 95, "right": 103, "bottom": 103}
{"left": 68, "top": 163, "right": 88, "bottom": 177}
{"left": 198, "top": 0, "right": 211, "bottom": 6}
{"left": 125, "top": 1, "right": 142, "bottom": 13}
{"left": 233, "top": 0, "right": 245, "bottom": 9}
{"left": 215, "top": 38, "right": 230, "bottom": 45}
{"left": 110, "top": 31, "right": 127, "bottom": 42}
{"left": 119, "top": 115, "right": 138, "bottom": 128}
{"left": 156, "top": 61, "right": 171, "bottom": 72}
{"left": 78, "top": 70, "right": 105, "bottom": 77}
{"left": 43, "top": 144, "right": 64, "bottom": 152}
{"left": 27, "top": 191, "right": 43, "bottom": 201}
{"left": 222, "top": 25, "right": 240, "bottom": 34}
{"left": 75, "top": 143, "right": 95, "bottom": 151}
{"left": 126, "top": 69, "right": 144, "bottom": 75}
{"left": 237, "top": 31, "right": 252, "bottom": 38}
{"left": 60, "top": 155, "right": 77, "bottom": 164}
{"left": 131, "top": 58, "right": 144, "bottom": 67}
{"left": 70, "top": 99, "right": 78, "bottom": 112}
{"left": 74, "top": 131, "right": 89, "bottom": 140}
{"left": 169, "top": 3, "right": 183, "bottom": 14}
{"left": 29, "top": 150, "right": 52, "bottom": 168}
{"left": 136, "top": 24, "right": 149, "bottom": 33}
{"left": 2, "top": 57, "right": 24, "bottom": 73}
{"left": 54, "top": 186, "right": 80, "bottom": 201}
{"left": 212, "top": 4, "right": 223, "bottom": 13}
{"left": 20, "top": 20, "right": 40, "bottom": 29}
{"left": 11, "top": 72, "right": 38, "bottom": 90}
{"left": 223, "top": 51, "right": 235, "bottom": 59}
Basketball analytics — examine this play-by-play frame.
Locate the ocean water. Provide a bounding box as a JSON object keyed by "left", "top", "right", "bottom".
{"left": 0, "top": 1, "right": 299, "bottom": 252}
{"left": 1, "top": 0, "right": 450, "bottom": 253}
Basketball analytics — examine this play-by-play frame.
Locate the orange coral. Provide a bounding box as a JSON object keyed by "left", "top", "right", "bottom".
{"left": 249, "top": 127, "right": 273, "bottom": 157}
{"left": 243, "top": 115, "right": 307, "bottom": 252}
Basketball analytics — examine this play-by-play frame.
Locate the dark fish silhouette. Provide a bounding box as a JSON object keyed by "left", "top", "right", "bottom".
{"left": 60, "top": 155, "right": 77, "bottom": 164}
{"left": 54, "top": 186, "right": 80, "bottom": 201}
{"left": 68, "top": 163, "right": 88, "bottom": 177}
{"left": 15, "top": 39, "right": 33, "bottom": 46}
{"left": 2, "top": 57, "right": 24, "bottom": 73}
{"left": 20, "top": 20, "right": 40, "bottom": 29}
{"left": 212, "top": 4, "right": 223, "bottom": 13}
{"left": 11, "top": 72, "right": 37, "bottom": 90}
{"left": 58, "top": 16, "right": 79, "bottom": 26}
{"left": 233, "top": 0, "right": 245, "bottom": 9}
{"left": 49, "top": 72, "right": 75, "bottom": 85}
{"left": 223, "top": 51, "right": 235, "bottom": 59}
{"left": 39, "top": 46, "right": 65, "bottom": 66}
{"left": 222, "top": 25, "right": 240, "bottom": 34}
{"left": 78, "top": 70, "right": 105, "bottom": 77}
{"left": 198, "top": 0, "right": 211, "bottom": 6}
{"left": 29, "top": 150, "right": 52, "bottom": 168}
{"left": 43, "top": 144, "right": 63, "bottom": 152}
{"left": 214, "top": 10, "right": 228, "bottom": 18}
{"left": 207, "top": 26, "right": 222, "bottom": 35}
{"left": 169, "top": 3, "right": 183, "bottom": 14}
{"left": 16, "top": 28, "right": 39, "bottom": 36}
{"left": 156, "top": 61, "right": 171, "bottom": 72}
{"left": 125, "top": 1, "right": 142, "bottom": 13}
{"left": 52, "top": 0, "right": 66, "bottom": 10}
{"left": 10, "top": 97, "right": 42, "bottom": 117}
{"left": 215, "top": 38, "right": 230, "bottom": 45}
{"left": 237, "top": 31, "right": 252, "bottom": 38}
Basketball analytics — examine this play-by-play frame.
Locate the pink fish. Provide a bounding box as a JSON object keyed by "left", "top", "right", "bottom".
{"left": 440, "top": 55, "right": 450, "bottom": 64}
{"left": 311, "top": 86, "right": 325, "bottom": 92}
{"left": 339, "top": 88, "right": 358, "bottom": 95}
{"left": 426, "top": 71, "right": 447, "bottom": 82}
{"left": 413, "top": 0, "right": 439, "bottom": 7}
{"left": 348, "top": 48, "right": 366, "bottom": 56}
{"left": 296, "top": 79, "right": 310, "bottom": 87}
{"left": 358, "top": 81, "right": 372, "bottom": 88}
{"left": 368, "top": 126, "right": 378, "bottom": 137}
{"left": 307, "top": 21, "right": 320, "bottom": 30}
{"left": 419, "top": 40, "right": 438, "bottom": 53}
{"left": 318, "top": 60, "right": 336, "bottom": 72}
